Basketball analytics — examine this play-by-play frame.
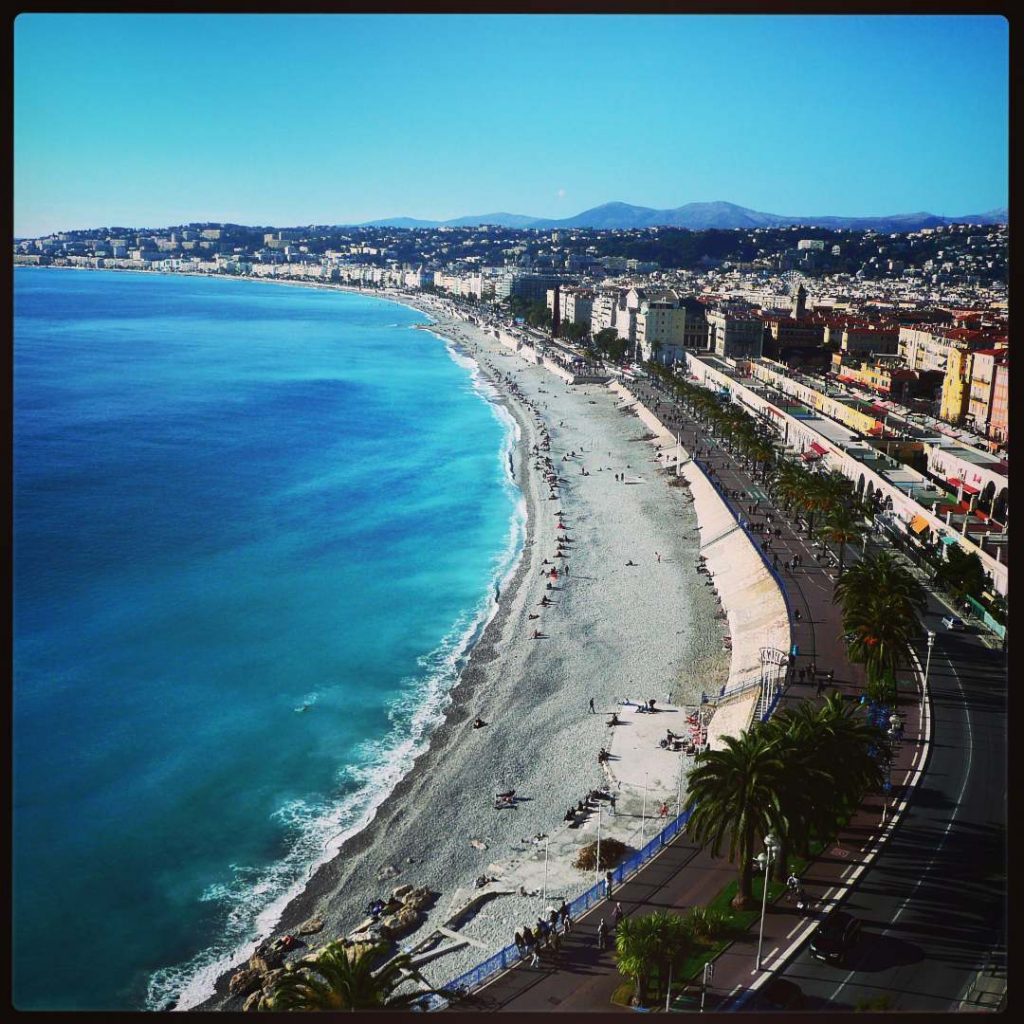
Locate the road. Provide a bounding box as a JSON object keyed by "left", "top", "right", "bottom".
{"left": 627, "top": 370, "right": 1007, "bottom": 1011}
{"left": 759, "top": 612, "right": 1006, "bottom": 1011}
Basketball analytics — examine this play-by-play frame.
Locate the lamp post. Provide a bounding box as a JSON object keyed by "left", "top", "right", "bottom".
{"left": 595, "top": 801, "right": 602, "bottom": 882}
{"left": 924, "top": 630, "right": 936, "bottom": 689}
{"left": 543, "top": 836, "right": 550, "bottom": 900}
{"left": 755, "top": 833, "right": 780, "bottom": 970}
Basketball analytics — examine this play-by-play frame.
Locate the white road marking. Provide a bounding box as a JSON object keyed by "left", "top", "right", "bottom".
{"left": 828, "top": 646, "right": 970, "bottom": 1006}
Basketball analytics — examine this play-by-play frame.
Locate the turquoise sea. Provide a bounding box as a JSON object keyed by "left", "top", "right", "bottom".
{"left": 12, "top": 269, "right": 524, "bottom": 1009}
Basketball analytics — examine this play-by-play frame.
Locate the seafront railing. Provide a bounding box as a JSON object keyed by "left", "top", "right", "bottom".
{"left": 421, "top": 808, "right": 693, "bottom": 1010}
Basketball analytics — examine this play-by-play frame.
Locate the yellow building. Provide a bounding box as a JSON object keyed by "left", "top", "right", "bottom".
{"left": 940, "top": 345, "right": 972, "bottom": 425}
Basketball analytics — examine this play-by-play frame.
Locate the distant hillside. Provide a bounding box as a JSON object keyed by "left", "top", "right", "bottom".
{"left": 358, "top": 200, "right": 1007, "bottom": 232}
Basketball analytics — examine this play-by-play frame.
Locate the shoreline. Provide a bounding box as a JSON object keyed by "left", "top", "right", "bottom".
{"left": 197, "top": 296, "right": 730, "bottom": 1010}
{"left": 20, "top": 266, "right": 737, "bottom": 1009}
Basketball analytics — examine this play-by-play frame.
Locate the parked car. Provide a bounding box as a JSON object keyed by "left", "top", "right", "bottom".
{"left": 941, "top": 614, "right": 965, "bottom": 630}
{"left": 809, "top": 909, "right": 862, "bottom": 964}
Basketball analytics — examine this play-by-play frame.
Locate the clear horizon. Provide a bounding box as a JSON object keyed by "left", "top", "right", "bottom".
{"left": 14, "top": 13, "right": 1008, "bottom": 238}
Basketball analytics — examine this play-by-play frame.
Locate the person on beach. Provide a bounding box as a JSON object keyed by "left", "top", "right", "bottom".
{"left": 589, "top": 697, "right": 595, "bottom": 713}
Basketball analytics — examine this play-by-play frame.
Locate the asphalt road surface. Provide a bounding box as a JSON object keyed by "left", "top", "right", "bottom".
{"left": 629, "top": 368, "right": 1007, "bottom": 1012}
{"left": 762, "top": 606, "right": 1006, "bottom": 1012}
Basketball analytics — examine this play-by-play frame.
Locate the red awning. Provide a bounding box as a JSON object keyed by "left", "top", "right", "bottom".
{"left": 946, "top": 476, "right": 979, "bottom": 494}
{"left": 867, "top": 425, "right": 883, "bottom": 436}
{"left": 838, "top": 375, "right": 857, "bottom": 384}
{"left": 809, "top": 442, "right": 828, "bottom": 456}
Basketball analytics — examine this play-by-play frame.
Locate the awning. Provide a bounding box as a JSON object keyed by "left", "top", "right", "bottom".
{"left": 801, "top": 450, "right": 821, "bottom": 461}
{"left": 809, "top": 442, "right": 828, "bottom": 456}
{"left": 867, "top": 425, "right": 883, "bottom": 436}
{"left": 909, "top": 515, "right": 930, "bottom": 534}
{"left": 961, "top": 483, "right": 980, "bottom": 496}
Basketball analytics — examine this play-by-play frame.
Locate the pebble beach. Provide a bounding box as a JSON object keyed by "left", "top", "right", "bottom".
{"left": 193, "top": 295, "right": 736, "bottom": 1008}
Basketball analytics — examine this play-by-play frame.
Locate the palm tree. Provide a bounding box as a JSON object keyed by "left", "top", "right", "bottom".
{"left": 820, "top": 500, "right": 867, "bottom": 572}
{"left": 769, "top": 460, "right": 806, "bottom": 514}
{"left": 755, "top": 711, "right": 833, "bottom": 878}
{"left": 266, "top": 941, "right": 436, "bottom": 1012}
{"left": 614, "top": 914, "right": 660, "bottom": 1006}
{"left": 684, "top": 730, "right": 788, "bottom": 908}
{"left": 834, "top": 552, "right": 927, "bottom": 699}
{"left": 799, "top": 471, "right": 835, "bottom": 537}
{"left": 615, "top": 912, "right": 693, "bottom": 1006}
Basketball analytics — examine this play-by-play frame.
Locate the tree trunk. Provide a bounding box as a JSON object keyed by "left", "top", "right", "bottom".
{"left": 733, "top": 824, "right": 755, "bottom": 908}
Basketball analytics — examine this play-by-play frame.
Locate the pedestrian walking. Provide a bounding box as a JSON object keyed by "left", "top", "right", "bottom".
{"left": 816, "top": 677, "right": 825, "bottom": 697}
{"left": 605, "top": 870, "right": 614, "bottom": 901}
{"left": 609, "top": 792, "right": 617, "bottom": 816}
{"left": 612, "top": 901, "right": 624, "bottom": 930}
{"left": 514, "top": 930, "right": 525, "bottom": 958}
{"left": 597, "top": 918, "right": 609, "bottom": 950}
{"left": 589, "top": 697, "right": 595, "bottom": 713}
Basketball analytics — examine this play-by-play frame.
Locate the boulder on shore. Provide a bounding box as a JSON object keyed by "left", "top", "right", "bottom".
{"left": 391, "top": 884, "right": 414, "bottom": 901}
{"left": 241, "top": 990, "right": 264, "bottom": 1012}
{"left": 297, "top": 917, "right": 325, "bottom": 936}
{"left": 378, "top": 906, "right": 421, "bottom": 940}
{"left": 403, "top": 887, "right": 435, "bottom": 911}
{"left": 228, "top": 968, "right": 262, "bottom": 998}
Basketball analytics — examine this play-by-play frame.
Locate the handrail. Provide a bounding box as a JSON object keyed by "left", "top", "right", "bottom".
{"left": 421, "top": 808, "right": 693, "bottom": 1009}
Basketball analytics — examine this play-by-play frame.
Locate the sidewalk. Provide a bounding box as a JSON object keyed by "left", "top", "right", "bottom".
{"left": 457, "top": 379, "right": 928, "bottom": 1013}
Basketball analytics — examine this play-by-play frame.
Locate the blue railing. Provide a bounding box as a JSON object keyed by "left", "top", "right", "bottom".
{"left": 422, "top": 808, "right": 693, "bottom": 1009}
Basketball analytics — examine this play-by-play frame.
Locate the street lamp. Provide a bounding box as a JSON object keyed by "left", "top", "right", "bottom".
{"left": 755, "top": 833, "right": 780, "bottom": 970}
{"left": 924, "top": 630, "right": 936, "bottom": 690}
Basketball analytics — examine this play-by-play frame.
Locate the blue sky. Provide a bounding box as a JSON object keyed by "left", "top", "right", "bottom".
{"left": 14, "top": 13, "right": 1008, "bottom": 236}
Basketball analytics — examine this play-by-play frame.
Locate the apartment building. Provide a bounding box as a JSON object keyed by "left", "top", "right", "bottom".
{"left": 898, "top": 324, "right": 1005, "bottom": 373}
{"left": 989, "top": 360, "right": 1008, "bottom": 443}
{"left": 546, "top": 286, "right": 594, "bottom": 326}
{"left": 967, "top": 348, "right": 1008, "bottom": 436}
{"left": 939, "top": 345, "right": 973, "bottom": 425}
{"left": 708, "top": 307, "right": 764, "bottom": 359}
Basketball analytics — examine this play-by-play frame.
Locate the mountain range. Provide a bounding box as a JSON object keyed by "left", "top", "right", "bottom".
{"left": 358, "top": 200, "right": 1007, "bottom": 233}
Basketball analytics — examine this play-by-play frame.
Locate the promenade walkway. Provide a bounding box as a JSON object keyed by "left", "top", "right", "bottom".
{"left": 458, "top": 375, "right": 927, "bottom": 1013}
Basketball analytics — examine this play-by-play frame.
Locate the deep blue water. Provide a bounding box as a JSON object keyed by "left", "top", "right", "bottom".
{"left": 12, "top": 269, "right": 523, "bottom": 1010}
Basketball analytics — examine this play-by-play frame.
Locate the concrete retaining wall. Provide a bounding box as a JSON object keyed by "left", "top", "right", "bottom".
{"left": 611, "top": 383, "right": 792, "bottom": 747}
